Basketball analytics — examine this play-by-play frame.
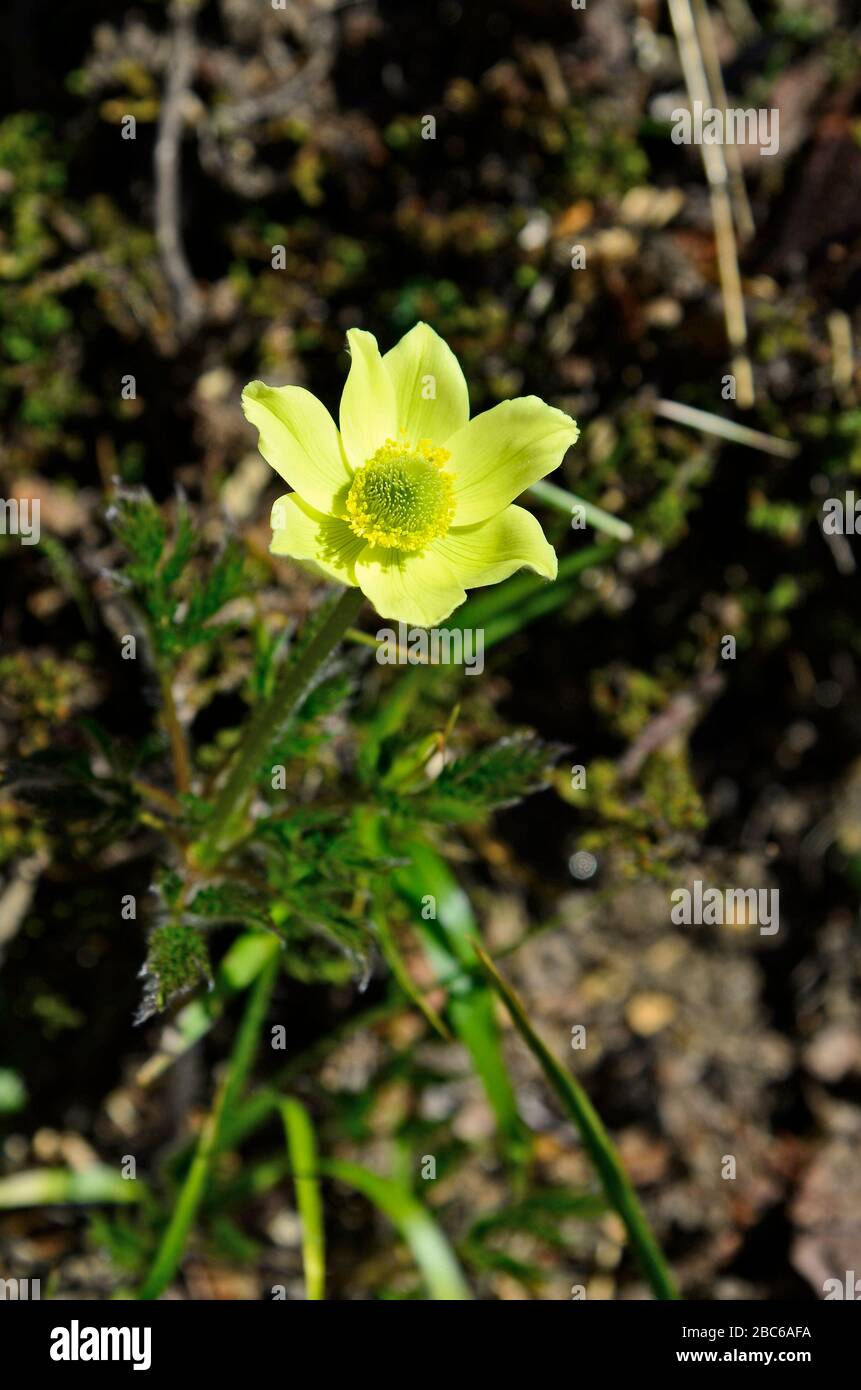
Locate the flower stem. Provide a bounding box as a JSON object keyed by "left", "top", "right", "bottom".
{"left": 158, "top": 668, "right": 192, "bottom": 794}
{"left": 195, "top": 585, "right": 364, "bottom": 865}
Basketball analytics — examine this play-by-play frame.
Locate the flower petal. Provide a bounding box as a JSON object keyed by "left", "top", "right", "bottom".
{"left": 270, "top": 493, "right": 366, "bottom": 585}
{"left": 355, "top": 545, "right": 466, "bottom": 627}
{"left": 383, "top": 321, "right": 469, "bottom": 446}
{"left": 339, "top": 328, "right": 398, "bottom": 470}
{"left": 433, "top": 505, "right": 557, "bottom": 589}
{"left": 243, "top": 381, "right": 351, "bottom": 515}
{"left": 446, "top": 397, "right": 579, "bottom": 525}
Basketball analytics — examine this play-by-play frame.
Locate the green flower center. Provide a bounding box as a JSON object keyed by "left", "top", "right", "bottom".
{"left": 345, "top": 435, "right": 455, "bottom": 552}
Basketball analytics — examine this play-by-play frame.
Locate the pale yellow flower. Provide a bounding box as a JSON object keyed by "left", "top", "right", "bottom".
{"left": 242, "top": 323, "right": 579, "bottom": 626}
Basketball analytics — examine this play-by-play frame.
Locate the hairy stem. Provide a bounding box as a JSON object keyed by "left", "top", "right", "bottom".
{"left": 159, "top": 670, "right": 192, "bottom": 795}
{"left": 196, "top": 585, "right": 364, "bottom": 864}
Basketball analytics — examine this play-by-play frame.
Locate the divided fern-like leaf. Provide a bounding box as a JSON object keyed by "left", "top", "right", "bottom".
{"left": 107, "top": 488, "right": 167, "bottom": 588}
{"left": 107, "top": 487, "right": 249, "bottom": 659}
{"left": 137, "top": 923, "right": 211, "bottom": 1022}
{"left": 410, "top": 733, "right": 564, "bottom": 823}
{"left": 187, "top": 882, "right": 274, "bottom": 933}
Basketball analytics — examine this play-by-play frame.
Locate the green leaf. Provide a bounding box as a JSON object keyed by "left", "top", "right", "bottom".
{"left": 370, "top": 909, "right": 451, "bottom": 1042}
{"left": 390, "top": 838, "right": 529, "bottom": 1168}
{"left": 450, "top": 542, "right": 615, "bottom": 646}
{"left": 187, "top": 882, "right": 275, "bottom": 933}
{"left": 0, "top": 1068, "right": 27, "bottom": 1114}
{"left": 462, "top": 1242, "right": 544, "bottom": 1288}
{"left": 108, "top": 487, "right": 249, "bottom": 659}
{"left": 322, "top": 1159, "right": 472, "bottom": 1301}
{"left": 87, "top": 1210, "right": 152, "bottom": 1272}
{"left": 280, "top": 1099, "right": 326, "bottom": 1300}
{"left": 2, "top": 747, "right": 138, "bottom": 851}
{"left": 474, "top": 944, "right": 679, "bottom": 1301}
{"left": 107, "top": 487, "right": 167, "bottom": 587}
{"left": 181, "top": 541, "right": 246, "bottom": 643}
{"left": 468, "top": 1188, "right": 607, "bottom": 1244}
{"left": 139, "top": 932, "right": 277, "bottom": 1085}
{"left": 415, "top": 732, "right": 563, "bottom": 822}
{"left": 0, "top": 1166, "right": 145, "bottom": 1209}
{"left": 158, "top": 501, "right": 195, "bottom": 588}
{"left": 263, "top": 669, "right": 356, "bottom": 771}
{"left": 137, "top": 923, "right": 212, "bottom": 1022}
{"left": 137, "top": 950, "right": 279, "bottom": 1300}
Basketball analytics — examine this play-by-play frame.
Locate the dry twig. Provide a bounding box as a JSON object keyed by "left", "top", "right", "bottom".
{"left": 668, "top": 0, "right": 754, "bottom": 407}
{"left": 154, "top": 0, "right": 204, "bottom": 340}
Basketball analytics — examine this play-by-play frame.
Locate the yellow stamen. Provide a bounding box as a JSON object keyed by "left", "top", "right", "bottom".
{"left": 345, "top": 435, "right": 455, "bottom": 552}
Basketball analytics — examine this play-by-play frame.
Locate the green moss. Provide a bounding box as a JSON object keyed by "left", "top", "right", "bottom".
{"left": 576, "top": 750, "right": 708, "bottom": 880}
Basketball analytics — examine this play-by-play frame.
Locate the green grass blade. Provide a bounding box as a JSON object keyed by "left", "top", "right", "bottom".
{"left": 371, "top": 908, "right": 451, "bottom": 1041}
{"left": 280, "top": 1099, "right": 325, "bottom": 1301}
{"left": 137, "top": 946, "right": 279, "bottom": 1300}
{"left": 474, "top": 944, "right": 680, "bottom": 1300}
{"left": 451, "top": 542, "right": 614, "bottom": 642}
{"left": 394, "top": 840, "right": 529, "bottom": 1167}
{"left": 528, "top": 479, "right": 633, "bottom": 541}
{"left": 322, "top": 1159, "right": 472, "bottom": 1300}
{"left": 354, "top": 541, "right": 613, "bottom": 657}
{"left": 0, "top": 1166, "right": 145, "bottom": 1209}
{"left": 468, "top": 1188, "right": 607, "bottom": 1242}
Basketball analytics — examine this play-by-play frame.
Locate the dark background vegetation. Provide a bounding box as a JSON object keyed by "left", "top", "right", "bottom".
{"left": 1, "top": 0, "right": 860, "bottom": 1299}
